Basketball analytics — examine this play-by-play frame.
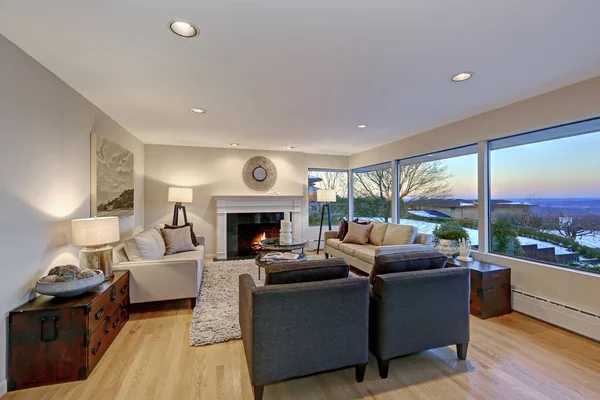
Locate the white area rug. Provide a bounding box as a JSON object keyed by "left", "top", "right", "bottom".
{"left": 189, "top": 259, "right": 264, "bottom": 346}
{"left": 189, "top": 255, "right": 328, "bottom": 346}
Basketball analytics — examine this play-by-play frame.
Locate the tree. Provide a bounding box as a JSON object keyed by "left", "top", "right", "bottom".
{"left": 353, "top": 168, "right": 393, "bottom": 221}
{"left": 555, "top": 213, "right": 600, "bottom": 241}
{"left": 399, "top": 161, "right": 452, "bottom": 202}
{"left": 309, "top": 171, "right": 349, "bottom": 226}
{"left": 352, "top": 161, "right": 452, "bottom": 222}
{"left": 491, "top": 218, "right": 524, "bottom": 256}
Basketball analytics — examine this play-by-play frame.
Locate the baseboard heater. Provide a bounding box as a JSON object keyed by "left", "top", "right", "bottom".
{"left": 512, "top": 289, "right": 600, "bottom": 342}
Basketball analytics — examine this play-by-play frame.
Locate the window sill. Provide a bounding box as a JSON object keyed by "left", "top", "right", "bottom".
{"left": 472, "top": 251, "right": 600, "bottom": 278}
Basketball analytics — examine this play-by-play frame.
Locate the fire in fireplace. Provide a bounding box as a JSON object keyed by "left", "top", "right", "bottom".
{"left": 226, "top": 212, "right": 289, "bottom": 258}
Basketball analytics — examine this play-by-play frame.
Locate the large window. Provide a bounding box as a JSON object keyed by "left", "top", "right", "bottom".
{"left": 353, "top": 163, "right": 392, "bottom": 222}
{"left": 399, "top": 146, "right": 479, "bottom": 246}
{"left": 308, "top": 169, "right": 348, "bottom": 227}
{"left": 489, "top": 118, "right": 600, "bottom": 274}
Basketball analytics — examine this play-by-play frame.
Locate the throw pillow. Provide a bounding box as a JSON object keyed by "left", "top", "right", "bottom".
{"left": 342, "top": 222, "right": 374, "bottom": 245}
{"left": 369, "top": 251, "right": 447, "bottom": 285}
{"left": 369, "top": 222, "right": 389, "bottom": 246}
{"left": 164, "top": 223, "right": 199, "bottom": 247}
{"left": 123, "top": 237, "right": 143, "bottom": 261}
{"left": 161, "top": 225, "right": 196, "bottom": 255}
{"left": 336, "top": 219, "right": 349, "bottom": 240}
{"left": 382, "top": 224, "right": 418, "bottom": 246}
{"left": 134, "top": 229, "right": 165, "bottom": 260}
{"left": 265, "top": 258, "right": 350, "bottom": 285}
{"left": 148, "top": 226, "right": 167, "bottom": 256}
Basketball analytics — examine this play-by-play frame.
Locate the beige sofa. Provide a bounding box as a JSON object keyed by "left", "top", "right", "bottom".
{"left": 112, "top": 225, "right": 205, "bottom": 306}
{"left": 324, "top": 222, "right": 433, "bottom": 274}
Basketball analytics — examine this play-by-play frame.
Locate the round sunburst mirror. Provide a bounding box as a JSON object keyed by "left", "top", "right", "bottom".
{"left": 243, "top": 156, "right": 277, "bottom": 191}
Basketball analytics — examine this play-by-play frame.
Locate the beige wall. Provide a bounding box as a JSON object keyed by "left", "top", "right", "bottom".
{"left": 144, "top": 145, "right": 348, "bottom": 256}
{"left": 350, "top": 75, "right": 600, "bottom": 168}
{"left": 0, "top": 34, "right": 144, "bottom": 393}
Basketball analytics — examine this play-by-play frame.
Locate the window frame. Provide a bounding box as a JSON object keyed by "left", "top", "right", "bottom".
{"left": 307, "top": 168, "right": 350, "bottom": 227}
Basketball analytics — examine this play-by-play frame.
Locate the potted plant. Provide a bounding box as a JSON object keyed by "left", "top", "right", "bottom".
{"left": 432, "top": 221, "right": 470, "bottom": 257}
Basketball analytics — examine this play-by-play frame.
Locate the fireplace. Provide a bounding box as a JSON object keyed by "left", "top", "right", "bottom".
{"left": 227, "top": 212, "right": 288, "bottom": 258}
{"left": 214, "top": 196, "right": 304, "bottom": 260}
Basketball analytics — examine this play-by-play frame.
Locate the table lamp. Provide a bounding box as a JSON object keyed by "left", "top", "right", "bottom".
{"left": 168, "top": 187, "right": 193, "bottom": 225}
{"left": 72, "top": 217, "right": 120, "bottom": 280}
{"left": 316, "top": 189, "right": 337, "bottom": 255}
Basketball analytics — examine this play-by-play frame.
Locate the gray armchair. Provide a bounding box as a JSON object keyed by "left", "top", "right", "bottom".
{"left": 239, "top": 259, "right": 369, "bottom": 400}
{"left": 369, "top": 253, "right": 470, "bottom": 378}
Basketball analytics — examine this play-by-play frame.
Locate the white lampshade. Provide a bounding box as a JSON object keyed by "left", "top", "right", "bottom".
{"left": 168, "top": 187, "right": 193, "bottom": 203}
{"left": 72, "top": 217, "right": 120, "bottom": 247}
{"left": 317, "top": 189, "right": 337, "bottom": 203}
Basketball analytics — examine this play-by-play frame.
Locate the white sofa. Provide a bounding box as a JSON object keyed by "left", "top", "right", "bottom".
{"left": 324, "top": 222, "right": 433, "bottom": 274}
{"left": 112, "top": 226, "right": 205, "bottom": 306}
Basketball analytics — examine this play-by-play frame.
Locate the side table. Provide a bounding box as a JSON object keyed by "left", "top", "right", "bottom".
{"left": 446, "top": 258, "right": 512, "bottom": 319}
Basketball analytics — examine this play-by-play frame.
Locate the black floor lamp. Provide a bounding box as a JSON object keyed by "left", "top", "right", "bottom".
{"left": 316, "top": 189, "right": 337, "bottom": 255}
{"left": 168, "top": 187, "right": 193, "bottom": 226}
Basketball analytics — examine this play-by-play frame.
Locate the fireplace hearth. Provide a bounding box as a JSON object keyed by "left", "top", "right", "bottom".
{"left": 227, "top": 212, "right": 288, "bottom": 258}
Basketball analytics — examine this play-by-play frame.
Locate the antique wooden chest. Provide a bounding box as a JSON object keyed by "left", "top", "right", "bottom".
{"left": 8, "top": 270, "right": 130, "bottom": 391}
{"left": 446, "top": 259, "right": 511, "bottom": 319}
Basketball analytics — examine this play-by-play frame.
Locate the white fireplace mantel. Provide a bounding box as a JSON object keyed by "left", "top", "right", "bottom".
{"left": 214, "top": 195, "right": 304, "bottom": 260}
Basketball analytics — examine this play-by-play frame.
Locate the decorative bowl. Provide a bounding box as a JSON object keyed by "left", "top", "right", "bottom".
{"left": 35, "top": 269, "right": 105, "bottom": 297}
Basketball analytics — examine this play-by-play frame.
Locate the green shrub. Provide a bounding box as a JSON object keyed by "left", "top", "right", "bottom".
{"left": 491, "top": 218, "right": 524, "bottom": 256}
{"left": 433, "top": 221, "right": 470, "bottom": 242}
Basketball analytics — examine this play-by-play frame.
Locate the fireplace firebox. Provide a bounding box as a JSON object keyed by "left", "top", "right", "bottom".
{"left": 227, "top": 212, "right": 289, "bottom": 258}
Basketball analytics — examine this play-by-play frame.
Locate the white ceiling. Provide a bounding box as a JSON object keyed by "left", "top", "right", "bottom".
{"left": 2, "top": 1, "right": 600, "bottom": 155}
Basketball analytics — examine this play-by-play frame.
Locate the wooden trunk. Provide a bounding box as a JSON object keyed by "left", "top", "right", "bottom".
{"left": 447, "top": 259, "right": 511, "bottom": 319}
{"left": 8, "top": 270, "right": 130, "bottom": 391}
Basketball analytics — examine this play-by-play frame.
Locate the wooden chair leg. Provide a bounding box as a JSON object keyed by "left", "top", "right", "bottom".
{"left": 253, "top": 384, "right": 264, "bottom": 400}
{"left": 355, "top": 363, "right": 367, "bottom": 382}
{"left": 377, "top": 358, "right": 390, "bottom": 379}
{"left": 190, "top": 298, "right": 196, "bottom": 309}
{"left": 457, "top": 342, "right": 469, "bottom": 360}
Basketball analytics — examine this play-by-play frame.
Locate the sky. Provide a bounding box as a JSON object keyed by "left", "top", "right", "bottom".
{"left": 426, "top": 130, "right": 600, "bottom": 199}
{"left": 490, "top": 131, "right": 600, "bottom": 199}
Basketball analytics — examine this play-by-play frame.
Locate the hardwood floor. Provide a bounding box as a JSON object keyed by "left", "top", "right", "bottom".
{"left": 5, "top": 301, "right": 600, "bottom": 400}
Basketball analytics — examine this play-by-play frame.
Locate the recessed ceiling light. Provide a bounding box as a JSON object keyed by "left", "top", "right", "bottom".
{"left": 169, "top": 21, "right": 199, "bottom": 38}
{"left": 286, "top": 146, "right": 294, "bottom": 150}
{"left": 230, "top": 143, "right": 240, "bottom": 147}
{"left": 451, "top": 72, "right": 474, "bottom": 82}
{"left": 190, "top": 108, "right": 206, "bottom": 114}
{"left": 357, "top": 124, "right": 368, "bottom": 129}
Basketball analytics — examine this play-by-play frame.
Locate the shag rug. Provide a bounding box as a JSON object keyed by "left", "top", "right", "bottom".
{"left": 189, "top": 259, "right": 264, "bottom": 346}
{"left": 189, "top": 256, "right": 328, "bottom": 346}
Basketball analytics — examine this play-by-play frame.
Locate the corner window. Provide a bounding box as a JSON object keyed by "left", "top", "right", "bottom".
{"left": 353, "top": 163, "right": 392, "bottom": 222}
{"left": 489, "top": 118, "right": 600, "bottom": 274}
{"left": 308, "top": 169, "right": 348, "bottom": 227}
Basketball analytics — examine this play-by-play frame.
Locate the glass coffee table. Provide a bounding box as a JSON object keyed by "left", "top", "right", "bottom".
{"left": 255, "top": 238, "right": 308, "bottom": 280}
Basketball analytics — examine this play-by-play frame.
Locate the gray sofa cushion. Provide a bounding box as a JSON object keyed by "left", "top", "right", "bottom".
{"left": 369, "top": 251, "right": 447, "bottom": 284}
{"left": 265, "top": 258, "right": 350, "bottom": 285}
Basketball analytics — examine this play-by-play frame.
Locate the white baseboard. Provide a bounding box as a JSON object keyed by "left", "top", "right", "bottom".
{"left": 0, "top": 379, "right": 7, "bottom": 398}
{"left": 513, "top": 291, "right": 600, "bottom": 342}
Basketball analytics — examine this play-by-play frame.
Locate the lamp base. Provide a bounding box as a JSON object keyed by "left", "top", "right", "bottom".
{"left": 80, "top": 246, "right": 114, "bottom": 281}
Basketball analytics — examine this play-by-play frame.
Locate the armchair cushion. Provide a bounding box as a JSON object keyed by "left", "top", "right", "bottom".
{"left": 370, "top": 251, "right": 447, "bottom": 284}
{"left": 265, "top": 258, "right": 349, "bottom": 285}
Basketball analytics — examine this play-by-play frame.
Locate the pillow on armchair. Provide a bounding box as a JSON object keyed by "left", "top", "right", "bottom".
{"left": 369, "top": 251, "right": 447, "bottom": 284}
